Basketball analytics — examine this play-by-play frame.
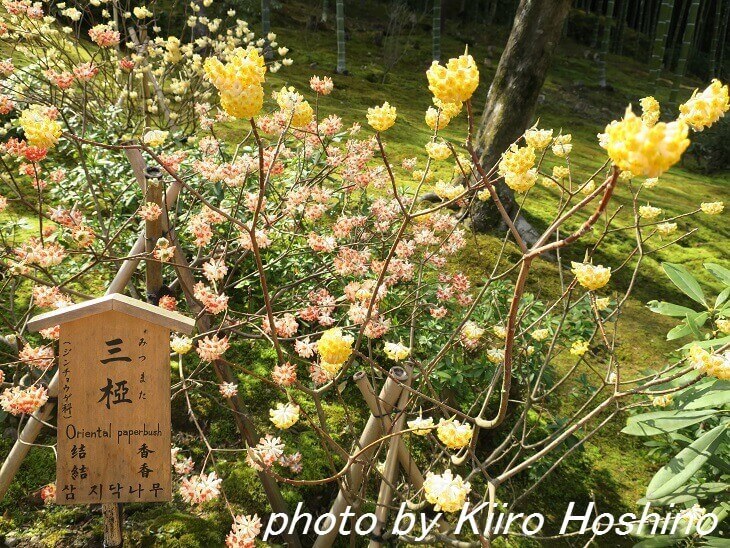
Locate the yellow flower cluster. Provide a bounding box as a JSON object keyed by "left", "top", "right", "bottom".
{"left": 143, "top": 129, "right": 168, "bottom": 147}
{"left": 407, "top": 414, "right": 435, "bottom": 435}
{"left": 19, "top": 106, "right": 62, "bottom": 149}
{"left": 367, "top": 101, "right": 397, "bottom": 132}
{"left": 425, "top": 140, "right": 452, "bottom": 161}
{"left": 688, "top": 345, "right": 729, "bottom": 380}
{"left": 640, "top": 96, "right": 660, "bottom": 127}
{"left": 700, "top": 201, "right": 724, "bottom": 215}
{"left": 651, "top": 394, "right": 673, "bottom": 407}
{"left": 639, "top": 205, "right": 662, "bottom": 220}
{"left": 383, "top": 341, "right": 410, "bottom": 361}
{"left": 171, "top": 335, "right": 193, "bottom": 355}
{"left": 552, "top": 134, "right": 572, "bottom": 157}
{"left": 203, "top": 47, "right": 266, "bottom": 119}
{"left": 531, "top": 328, "right": 550, "bottom": 342}
{"left": 487, "top": 347, "right": 504, "bottom": 364}
{"left": 571, "top": 261, "right": 611, "bottom": 290}
{"left": 525, "top": 127, "right": 553, "bottom": 149}
{"left": 423, "top": 469, "right": 471, "bottom": 513}
{"left": 553, "top": 166, "right": 570, "bottom": 180}
{"left": 269, "top": 402, "right": 300, "bottom": 429}
{"left": 678, "top": 79, "right": 729, "bottom": 131}
{"left": 274, "top": 86, "right": 314, "bottom": 128}
{"left": 498, "top": 144, "right": 537, "bottom": 193}
{"left": 425, "top": 99, "right": 462, "bottom": 130}
{"left": 656, "top": 222, "right": 678, "bottom": 237}
{"left": 425, "top": 107, "right": 448, "bottom": 130}
{"left": 436, "top": 418, "right": 472, "bottom": 449}
{"left": 599, "top": 107, "right": 689, "bottom": 178}
{"left": 570, "top": 339, "right": 590, "bottom": 357}
{"left": 434, "top": 180, "right": 462, "bottom": 201}
{"left": 317, "top": 328, "right": 354, "bottom": 373}
{"left": 426, "top": 52, "right": 479, "bottom": 104}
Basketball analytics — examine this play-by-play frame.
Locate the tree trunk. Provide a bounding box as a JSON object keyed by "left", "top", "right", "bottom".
{"left": 597, "top": 0, "right": 615, "bottom": 86}
{"left": 322, "top": 0, "right": 329, "bottom": 23}
{"left": 433, "top": 0, "right": 442, "bottom": 61}
{"left": 261, "top": 0, "right": 273, "bottom": 60}
{"left": 470, "top": 0, "right": 572, "bottom": 235}
{"left": 709, "top": 0, "right": 723, "bottom": 76}
{"left": 669, "top": 0, "right": 701, "bottom": 103}
{"left": 336, "top": 0, "right": 347, "bottom": 73}
{"left": 649, "top": 0, "right": 675, "bottom": 83}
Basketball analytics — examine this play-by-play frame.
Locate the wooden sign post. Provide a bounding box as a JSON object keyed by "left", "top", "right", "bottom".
{"left": 28, "top": 294, "right": 194, "bottom": 508}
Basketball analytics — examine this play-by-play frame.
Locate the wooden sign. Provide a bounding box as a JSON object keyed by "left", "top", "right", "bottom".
{"left": 28, "top": 294, "right": 195, "bottom": 505}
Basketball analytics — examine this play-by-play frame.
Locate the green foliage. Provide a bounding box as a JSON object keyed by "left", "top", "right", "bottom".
{"left": 626, "top": 263, "right": 730, "bottom": 544}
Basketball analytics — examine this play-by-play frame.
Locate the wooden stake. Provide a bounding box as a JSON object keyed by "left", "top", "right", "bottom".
{"left": 369, "top": 387, "right": 409, "bottom": 547}
{"left": 102, "top": 503, "right": 123, "bottom": 547}
{"left": 313, "top": 367, "right": 408, "bottom": 548}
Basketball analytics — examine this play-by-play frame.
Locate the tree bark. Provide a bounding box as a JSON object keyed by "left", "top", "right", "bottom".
{"left": 470, "top": 0, "right": 572, "bottom": 235}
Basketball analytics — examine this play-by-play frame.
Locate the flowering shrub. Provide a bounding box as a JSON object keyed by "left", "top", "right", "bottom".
{"left": 0, "top": 0, "right": 728, "bottom": 545}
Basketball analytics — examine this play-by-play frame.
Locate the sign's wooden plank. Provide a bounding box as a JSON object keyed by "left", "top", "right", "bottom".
{"left": 56, "top": 310, "right": 172, "bottom": 504}
{"left": 27, "top": 293, "right": 195, "bottom": 335}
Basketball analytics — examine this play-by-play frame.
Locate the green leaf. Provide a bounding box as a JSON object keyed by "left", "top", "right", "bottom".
{"left": 663, "top": 263, "right": 707, "bottom": 306}
{"left": 632, "top": 538, "right": 679, "bottom": 547}
{"left": 647, "top": 300, "right": 698, "bottom": 317}
{"left": 622, "top": 409, "right": 720, "bottom": 436}
{"left": 705, "top": 263, "right": 730, "bottom": 286}
{"left": 646, "top": 423, "right": 728, "bottom": 500}
{"left": 715, "top": 287, "right": 730, "bottom": 309}
{"left": 685, "top": 383, "right": 730, "bottom": 409}
{"left": 680, "top": 335, "right": 730, "bottom": 351}
{"left": 638, "top": 483, "right": 728, "bottom": 506}
{"left": 686, "top": 313, "right": 704, "bottom": 340}
{"left": 667, "top": 312, "right": 709, "bottom": 340}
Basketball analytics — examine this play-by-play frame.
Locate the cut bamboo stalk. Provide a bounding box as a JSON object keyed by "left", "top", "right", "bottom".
{"left": 356, "top": 372, "right": 449, "bottom": 538}
{"left": 355, "top": 370, "right": 425, "bottom": 489}
{"left": 312, "top": 368, "right": 408, "bottom": 548}
{"left": 369, "top": 387, "right": 409, "bottom": 548}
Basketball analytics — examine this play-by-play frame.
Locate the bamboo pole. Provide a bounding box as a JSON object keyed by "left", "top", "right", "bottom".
{"left": 356, "top": 372, "right": 450, "bottom": 538}
{"left": 669, "top": 0, "right": 700, "bottom": 104}
{"left": 312, "top": 368, "right": 408, "bottom": 548}
{"left": 649, "top": 0, "right": 675, "bottom": 84}
{"left": 335, "top": 0, "right": 346, "bottom": 74}
{"left": 432, "top": 0, "right": 442, "bottom": 62}
{"left": 354, "top": 371, "right": 425, "bottom": 489}
{"left": 369, "top": 388, "right": 409, "bottom": 548}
